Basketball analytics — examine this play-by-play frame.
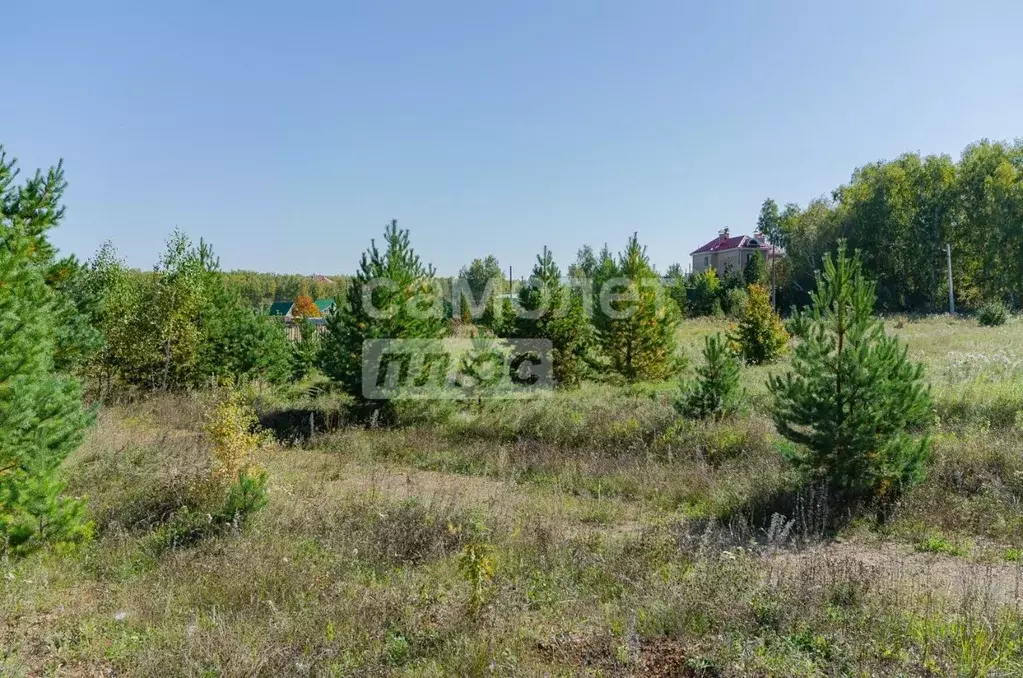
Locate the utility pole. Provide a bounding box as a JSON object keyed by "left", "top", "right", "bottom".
{"left": 770, "top": 241, "right": 777, "bottom": 310}
{"left": 946, "top": 243, "right": 955, "bottom": 315}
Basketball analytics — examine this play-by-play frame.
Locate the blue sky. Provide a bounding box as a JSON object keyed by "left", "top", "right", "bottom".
{"left": 6, "top": 0, "right": 1022, "bottom": 276}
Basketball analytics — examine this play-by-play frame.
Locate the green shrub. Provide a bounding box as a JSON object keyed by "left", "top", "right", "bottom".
{"left": 676, "top": 333, "right": 742, "bottom": 421}
{"left": 481, "top": 295, "right": 517, "bottom": 337}
{"left": 665, "top": 272, "right": 687, "bottom": 318}
{"left": 144, "top": 469, "right": 268, "bottom": 554}
{"left": 915, "top": 536, "right": 968, "bottom": 556}
{"left": 977, "top": 302, "right": 1008, "bottom": 327}
{"left": 198, "top": 390, "right": 270, "bottom": 531}
{"left": 459, "top": 332, "right": 506, "bottom": 393}
{"left": 724, "top": 287, "right": 748, "bottom": 318}
{"left": 784, "top": 309, "right": 810, "bottom": 339}
{"left": 729, "top": 284, "right": 789, "bottom": 365}
{"left": 743, "top": 250, "right": 769, "bottom": 287}
{"left": 290, "top": 317, "right": 319, "bottom": 381}
{"left": 687, "top": 268, "right": 724, "bottom": 318}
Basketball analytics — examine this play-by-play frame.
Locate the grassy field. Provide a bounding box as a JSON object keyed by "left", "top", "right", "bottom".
{"left": 3, "top": 316, "right": 1023, "bottom": 676}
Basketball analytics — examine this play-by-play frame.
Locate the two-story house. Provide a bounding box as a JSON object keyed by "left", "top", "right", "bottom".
{"left": 690, "top": 228, "right": 778, "bottom": 277}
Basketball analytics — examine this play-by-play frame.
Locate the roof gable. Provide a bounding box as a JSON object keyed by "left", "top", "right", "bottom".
{"left": 268, "top": 301, "right": 294, "bottom": 316}
{"left": 690, "top": 234, "right": 769, "bottom": 256}
{"left": 314, "top": 298, "right": 336, "bottom": 312}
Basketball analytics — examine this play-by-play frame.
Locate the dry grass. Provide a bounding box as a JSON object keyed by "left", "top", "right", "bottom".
{"left": 2, "top": 316, "right": 1023, "bottom": 676}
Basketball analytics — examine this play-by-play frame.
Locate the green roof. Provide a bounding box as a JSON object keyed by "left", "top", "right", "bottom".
{"left": 269, "top": 299, "right": 334, "bottom": 317}
{"left": 268, "top": 301, "right": 294, "bottom": 316}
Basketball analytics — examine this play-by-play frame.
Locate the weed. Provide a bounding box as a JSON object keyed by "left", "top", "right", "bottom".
{"left": 916, "top": 536, "right": 969, "bottom": 557}
{"left": 458, "top": 527, "right": 496, "bottom": 614}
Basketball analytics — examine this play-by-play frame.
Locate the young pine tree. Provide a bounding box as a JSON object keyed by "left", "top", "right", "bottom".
{"left": 728, "top": 284, "right": 788, "bottom": 365}
{"left": 769, "top": 244, "right": 932, "bottom": 506}
{"left": 320, "top": 221, "right": 447, "bottom": 399}
{"left": 480, "top": 294, "right": 517, "bottom": 337}
{"left": 46, "top": 255, "right": 106, "bottom": 376}
{"left": 458, "top": 291, "right": 474, "bottom": 325}
{"left": 675, "top": 333, "right": 742, "bottom": 420}
{"left": 458, "top": 332, "right": 506, "bottom": 397}
{"left": 195, "top": 272, "right": 293, "bottom": 386}
{"left": 665, "top": 265, "right": 688, "bottom": 318}
{"left": 516, "top": 247, "right": 594, "bottom": 387}
{"left": 516, "top": 246, "right": 561, "bottom": 336}
{"left": 0, "top": 148, "right": 93, "bottom": 555}
{"left": 596, "top": 234, "right": 683, "bottom": 382}
{"left": 290, "top": 316, "right": 319, "bottom": 381}
{"left": 544, "top": 286, "right": 595, "bottom": 387}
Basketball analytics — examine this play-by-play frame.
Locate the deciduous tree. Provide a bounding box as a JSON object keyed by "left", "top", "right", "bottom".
{"left": 292, "top": 294, "right": 321, "bottom": 318}
{"left": 686, "top": 268, "right": 723, "bottom": 317}
{"left": 728, "top": 284, "right": 788, "bottom": 365}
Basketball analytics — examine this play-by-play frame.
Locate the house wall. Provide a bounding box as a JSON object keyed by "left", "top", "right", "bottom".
{"left": 691, "top": 248, "right": 755, "bottom": 277}
{"left": 692, "top": 253, "right": 713, "bottom": 274}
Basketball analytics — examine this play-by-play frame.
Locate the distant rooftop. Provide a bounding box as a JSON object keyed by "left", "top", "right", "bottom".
{"left": 268, "top": 300, "right": 293, "bottom": 316}
{"left": 690, "top": 229, "right": 776, "bottom": 256}
{"left": 314, "top": 298, "right": 335, "bottom": 313}
{"left": 268, "top": 298, "right": 335, "bottom": 316}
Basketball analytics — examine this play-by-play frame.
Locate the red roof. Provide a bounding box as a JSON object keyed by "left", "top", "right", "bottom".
{"left": 690, "top": 233, "right": 775, "bottom": 256}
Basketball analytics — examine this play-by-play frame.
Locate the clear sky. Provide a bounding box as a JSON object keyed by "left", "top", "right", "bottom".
{"left": 6, "top": 0, "right": 1022, "bottom": 276}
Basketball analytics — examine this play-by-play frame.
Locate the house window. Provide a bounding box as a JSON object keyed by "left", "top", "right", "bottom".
{"left": 704, "top": 256, "right": 709, "bottom": 267}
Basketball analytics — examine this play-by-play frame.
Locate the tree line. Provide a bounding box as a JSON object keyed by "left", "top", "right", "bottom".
{"left": 321, "top": 222, "right": 691, "bottom": 398}
{"left": 221, "top": 271, "right": 347, "bottom": 309}
{"left": 760, "top": 138, "right": 1023, "bottom": 313}
{"left": 53, "top": 233, "right": 302, "bottom": 394}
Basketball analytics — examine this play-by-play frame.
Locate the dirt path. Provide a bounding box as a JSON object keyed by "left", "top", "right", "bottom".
{"left": 771, "top": 541, "right": 1023, "bottom": 607}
